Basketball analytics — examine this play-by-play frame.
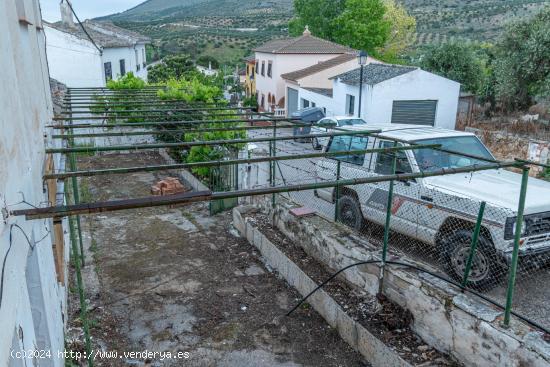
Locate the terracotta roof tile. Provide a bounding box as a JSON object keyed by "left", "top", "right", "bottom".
{"left": 281, "top": 53, "right": 357, "bottom": 81}
{"left": 253, "top": 34, "right": 353, "bottom": 54}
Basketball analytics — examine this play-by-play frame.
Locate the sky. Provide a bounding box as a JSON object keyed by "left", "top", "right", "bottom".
{"left": 40, "top": 0, "right": 144, "bottom": 22}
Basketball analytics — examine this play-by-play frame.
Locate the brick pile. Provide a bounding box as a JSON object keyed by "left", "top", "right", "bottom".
{"left": 151, "top": 177, "right": 188, "bottom": 196}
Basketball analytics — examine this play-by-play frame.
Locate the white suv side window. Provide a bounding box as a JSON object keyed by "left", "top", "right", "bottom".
{"left": 326, "top": 135, "right": 369, "bottom": 166}
{"left": 374, "top": 141, "right": 413, "bottom": 175}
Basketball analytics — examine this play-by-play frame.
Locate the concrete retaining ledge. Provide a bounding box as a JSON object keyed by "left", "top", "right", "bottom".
{"left": 233, "top": 206, "right": 412, "bottom": 367}
{"left": 245, "top": 198, "right": 550, "bottom": 367}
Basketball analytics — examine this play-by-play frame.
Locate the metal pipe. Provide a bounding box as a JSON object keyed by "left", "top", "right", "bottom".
{"left": 334, "top": 160, "right": 341, "bottom": 222}
{"left": 15, "top": 161, "right": 524, "bottom": 220}
{"left": 51, "top": 124, "right": 298, "bottom": 139}
{"left": 45, "top": 130, "right": 381, "bottom": 154}
{"left": 64, "top": 100, "right": 227, "bottom": 106}
{"left": 461, "top": 201, "right": 486, "bottom": 288}
{"left": 379, "top": 142, "right": 398, "bottom": 295}
{"left": 47, "top": 117, "right": 298, "bottom": 129}
{"left": 65, "top": 184, "right": 93, "bottom": 367}
{"left": 44, "top": 145, "right": 440, "bottom": 180}
{"left": 53, "top": 112, "right": 272, "bottom": 121}
{"left": 503, "top": 167, "right": 530, "bottom": 327}
{"left": 514, "top": 158, "right": 550, "bottom": 169}
{"left": 61, "top": 107, "right": 254, "bottom": 114}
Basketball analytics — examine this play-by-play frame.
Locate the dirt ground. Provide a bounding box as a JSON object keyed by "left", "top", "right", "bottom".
{"left": 69, "top": 152, "right": 368, "bottom": 367}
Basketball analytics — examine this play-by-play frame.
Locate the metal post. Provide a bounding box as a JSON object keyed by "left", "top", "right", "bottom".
{"left": 272, "top": 121, "right": 277, "bottom": 207}
{"left": 65, "top": 187, "right": 93, "bottom": 367}
{"left": 66, "top": 94, "right": 86, "bottom": 266}
{"left": 335, "top": 160, "right": 341, "bottom": 222}
{"left": 503, "top": 167, "right": 529, "bottom": 327}
{"left": 461, "top": 201, "right": 486, "bottom": 288}
{"left": 358, "top": 64, "right": 364, "bottom": 118}
{"left": 379, "top": 145, "right": 397, "bottom": 294}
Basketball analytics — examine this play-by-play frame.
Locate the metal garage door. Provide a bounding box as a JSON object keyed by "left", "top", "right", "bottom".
{"left": 391, "top": 100, "right": 437, "bottom": 126}
{"left": 287, "top": 87, "right": 299, "bottom": 116}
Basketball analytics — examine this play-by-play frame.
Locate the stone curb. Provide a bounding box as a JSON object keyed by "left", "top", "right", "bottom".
{"left": 233, "top": 207, "right": 412, "bottom": 367}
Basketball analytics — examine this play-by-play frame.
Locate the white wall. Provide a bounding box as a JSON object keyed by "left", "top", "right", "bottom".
{"left": 332, "top": 69, "right": 461, "bottom": 129}
{"left": 102, "top": 43, "right": 148, "bottom": 81}
{"left": 365, "top": 70, "right": 460, "bottom": 129}
{"left": 255, "top": 52, "right": 337, "bottom": 110}
{"left": 297, "top": 88, "right": 337, "bottom": 117}
{"left": 45, "top": 25, "right": 104, "bottom": 87}
{"left": 1, "top": 1, "right": 68, "bottom": 366}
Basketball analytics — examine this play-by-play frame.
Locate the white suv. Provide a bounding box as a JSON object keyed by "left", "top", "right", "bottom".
{"left": 315, "top": 124, "right": 550, "bottom": 288}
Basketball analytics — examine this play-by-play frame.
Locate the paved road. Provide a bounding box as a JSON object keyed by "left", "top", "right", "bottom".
{"left": 246, "top": 128, "right": 550, "bottom": 331}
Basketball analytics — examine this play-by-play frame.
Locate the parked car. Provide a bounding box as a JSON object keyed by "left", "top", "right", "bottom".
{"left": 290, "top": 107, "right": 325, "bottom": 142}
{"left": 310, "top": 116, "right": 367, "bottom": 150}
{"left": 314, "top": 124, "right": 550, "bottom": 288}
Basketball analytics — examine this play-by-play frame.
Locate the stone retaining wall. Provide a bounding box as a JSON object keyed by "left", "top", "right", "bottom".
{"left": 247, "top": 197, "right": 550, "bottom": 367}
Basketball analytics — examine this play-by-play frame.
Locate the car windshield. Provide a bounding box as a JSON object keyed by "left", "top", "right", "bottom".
{"left": 412, "top": 136, "right": 494, "bottom": 172}
{"left": 337, "top": 118, "right": 366, "bottom": 126}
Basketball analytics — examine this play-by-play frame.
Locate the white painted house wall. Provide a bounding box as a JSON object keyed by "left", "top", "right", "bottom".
{"left": 298, "top": 88, "right": 336, "bottom": 116}
{"left": 45, "top": 22, "right": 148, "bottom": 88}
{"left": 102, "top": 44, "right": 148, "bottom": 81}
{"left": 1, "top": 0, "right": 68, "bottom": 366}
{"left": 298, "top": 69, "right": 461, "bottom": 129}
{"left": 44, "top": 25, "right": 104, "bottom": 87}
{"left": 255, "top": 52, "right": 336, "bottom": 109}
{"left": 363, "top": 69, "right": 460, "bottom": 129}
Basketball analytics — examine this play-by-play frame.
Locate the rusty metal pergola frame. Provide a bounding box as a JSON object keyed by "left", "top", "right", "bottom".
{"left": 11, "top": 86, "right": 541, "bottom": 339}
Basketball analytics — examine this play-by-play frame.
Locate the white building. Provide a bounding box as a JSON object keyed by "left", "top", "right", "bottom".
{"left": 282, "top": 53, "right": 380, "bottom": 115}
{"left": 44, "top": 0, "right": 150, "bottom": 87}
{"left": 253, "top": 27, "right": 353, "bottom": 113}
{"left": 1, "top": 0, "right": 70, "bottom": 365}
{"left": 296, "top": 63, "right": 461, "bottom": 129}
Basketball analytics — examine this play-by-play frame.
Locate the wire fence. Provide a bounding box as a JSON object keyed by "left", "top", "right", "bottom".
{"left": 49, "top": 89, "right": 550, "bottom": 335}
{"left": 244, "top": 130, "right": 550, "bottom": 331}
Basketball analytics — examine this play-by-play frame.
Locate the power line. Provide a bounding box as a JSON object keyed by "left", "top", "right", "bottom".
{"left": 63, "top": 0, "right": 102, "bottom": 55}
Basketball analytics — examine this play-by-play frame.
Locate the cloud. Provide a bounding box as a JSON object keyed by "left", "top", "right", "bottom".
{"left": 39, "top": 0, "right": 143, "bottom": 22}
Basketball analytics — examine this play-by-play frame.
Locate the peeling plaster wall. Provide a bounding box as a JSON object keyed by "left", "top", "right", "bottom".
{"left": 258, "top": 197, "right": 550, "bottom": 366}
{"left": 1, "top": 1, "right": 68, "bottom": 366}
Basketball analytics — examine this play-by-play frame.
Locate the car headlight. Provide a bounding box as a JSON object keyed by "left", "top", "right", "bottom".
{"left": 504, "top": 217, "right": 527, "bottom": 240}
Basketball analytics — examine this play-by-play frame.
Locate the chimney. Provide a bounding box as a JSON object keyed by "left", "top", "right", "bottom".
{"left": 60, "top": 0, "right": 76, "bottom": 28}
{"left": 303, "top": 25, "right": 311, "bottom": 36}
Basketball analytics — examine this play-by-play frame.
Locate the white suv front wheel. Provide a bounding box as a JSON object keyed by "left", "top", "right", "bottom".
{"left": 441, "top": 229, "right": 504, "bottom": 290}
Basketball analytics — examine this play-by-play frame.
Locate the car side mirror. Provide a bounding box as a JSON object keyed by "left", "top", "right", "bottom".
{"left": 395, "top": 170, "right": 411, "bottom": 186}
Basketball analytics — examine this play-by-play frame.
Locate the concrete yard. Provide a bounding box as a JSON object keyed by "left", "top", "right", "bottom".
{"left": 71, "top": 152, "right": 368, "bottom": 366}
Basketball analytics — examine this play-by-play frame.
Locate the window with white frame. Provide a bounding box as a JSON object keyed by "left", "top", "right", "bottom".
{"left": 267, "top": 61, "right": 272, "bottom": 78}
{"left": 261, "top": 61, "right": 265, "bottom": 76}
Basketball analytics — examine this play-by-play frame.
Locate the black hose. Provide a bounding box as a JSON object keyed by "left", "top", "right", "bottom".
{"left": 286, "top": 260, "right": 550, "bottom": 335}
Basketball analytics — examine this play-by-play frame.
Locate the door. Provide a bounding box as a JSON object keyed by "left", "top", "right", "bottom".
{"left": 315, "top": 135, "right": 371, "bottom": 202}
{"left": 362, "top": 140, "right": 420, "bottom": 238}
{"left": 287, "top": 87, "right": 298, "bottom": 116}
{"left": 391, "top": 100, "right": 437, "bottom": 126}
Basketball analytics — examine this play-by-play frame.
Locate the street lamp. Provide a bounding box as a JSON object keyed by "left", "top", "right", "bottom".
{"left": 357, "top": 50, "right": 368, "bottom": 118}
